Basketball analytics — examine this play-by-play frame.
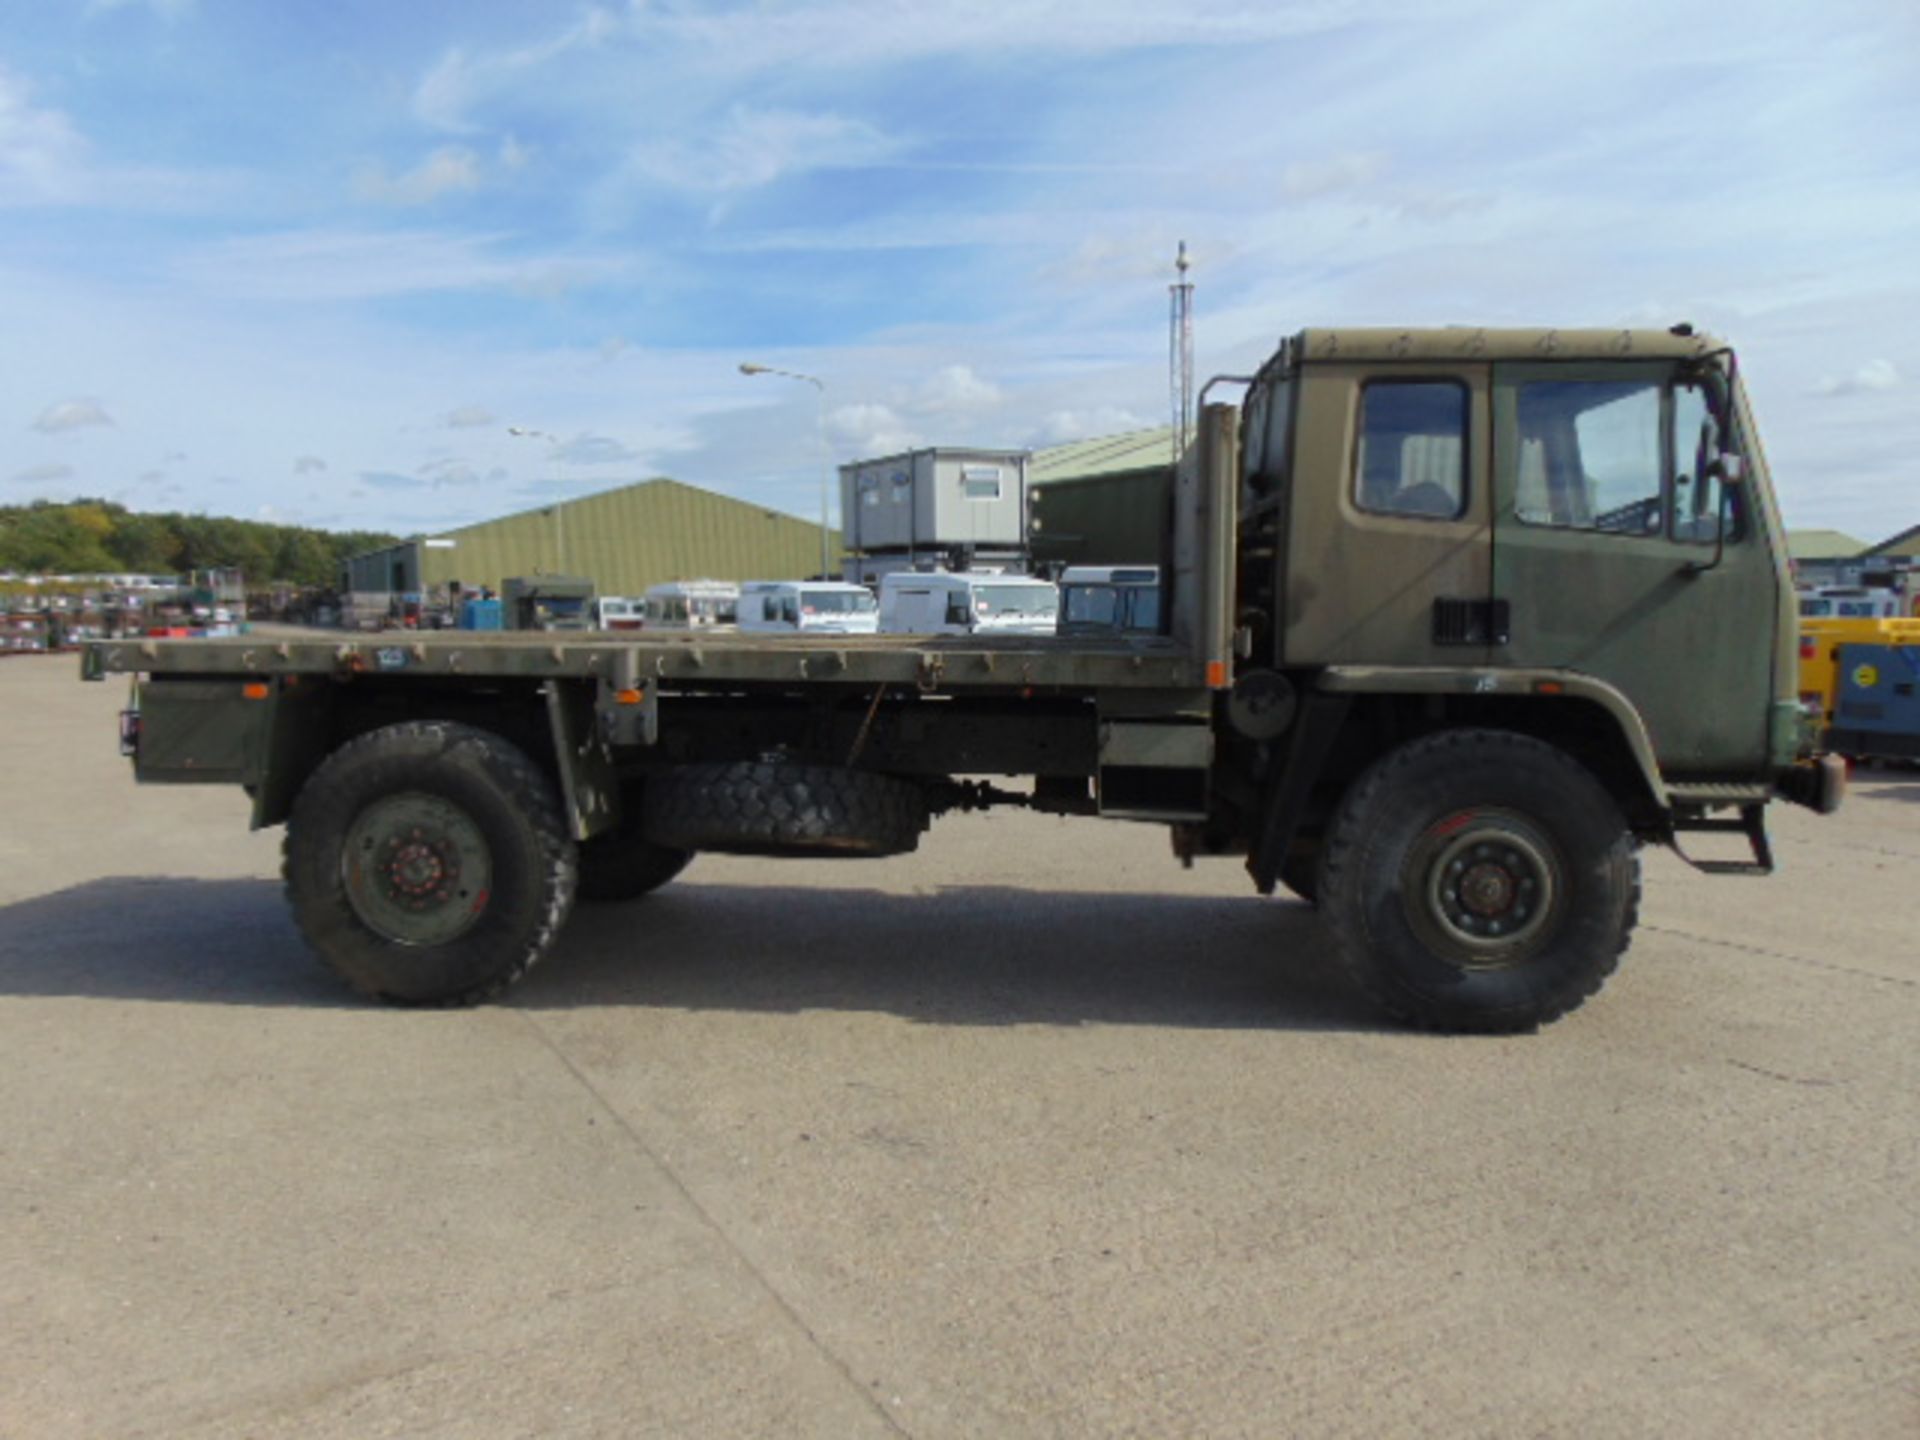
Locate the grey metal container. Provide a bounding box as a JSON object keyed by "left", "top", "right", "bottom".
{"left": 840, "top": 447, "right": 1029, "bottom": 555}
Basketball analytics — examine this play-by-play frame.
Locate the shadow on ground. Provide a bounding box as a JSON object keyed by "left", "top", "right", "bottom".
{"left": 1849, "top": 768, "right": 1920, "bottom": 802}
{"left": 0, "top": 875, "right": 1380, "bottom": 1031}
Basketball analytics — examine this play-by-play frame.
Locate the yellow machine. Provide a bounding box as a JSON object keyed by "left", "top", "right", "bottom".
{"left": 1797, "top": 617, "right": 1920, "bottom": 729}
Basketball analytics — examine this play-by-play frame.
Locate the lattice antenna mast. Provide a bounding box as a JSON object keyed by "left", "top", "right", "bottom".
{"left": 1169, "top": 241, "right": 1195, "bottom": 462}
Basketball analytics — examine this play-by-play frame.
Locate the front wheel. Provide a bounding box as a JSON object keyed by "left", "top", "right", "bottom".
{"left": 284, "top": 722, "right": 578, "bottom": 1005}
{"left": 1318, "top": 729, "right": 1639, "bottom": 1032}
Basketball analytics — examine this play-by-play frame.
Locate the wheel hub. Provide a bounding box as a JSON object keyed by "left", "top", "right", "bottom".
{"left": 342, "top": 794, "right": 492, "bottom": 946}
{"left": 386, "top": 834, "right": 458, "bottom": 903}
{"left": 1407, "top": 814, "right": 1560, "bottom": 967}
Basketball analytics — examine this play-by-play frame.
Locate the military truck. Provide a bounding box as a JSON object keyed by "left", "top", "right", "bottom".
{"left": 83, "top": 327, "right": 1842, "bottom": 1031}
{"left": 501, "top": 575, "right": 595, "bottom": 632}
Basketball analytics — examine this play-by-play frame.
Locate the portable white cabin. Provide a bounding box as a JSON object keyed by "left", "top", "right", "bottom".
{"left": 840, "top": 447, "right": 1029, "bottom": 557}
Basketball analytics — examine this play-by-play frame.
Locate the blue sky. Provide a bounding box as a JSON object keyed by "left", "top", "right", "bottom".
{"left": 3, "top": 0, "right": 1917, "bottom": 542}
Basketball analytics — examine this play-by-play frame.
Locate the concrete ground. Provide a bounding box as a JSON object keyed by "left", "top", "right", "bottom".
{"left": 0, "top": 652, "right": 1914, "bottom": 1439}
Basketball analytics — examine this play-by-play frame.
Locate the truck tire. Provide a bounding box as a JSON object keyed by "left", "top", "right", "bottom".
{"left": 1279, "top": 846, "right": 1320, "bottom": 905}
{"left": 578, "top": 808, "right": 692, "bottom": 902}
{"left": 643, "top": 760, "right": 928, "bottom": 857}
{"left": 283, "top": 721, "right": 577, "bottom": 1005}
{"left": 1317, "top": 729, "right": 1638, "bottom": 1033}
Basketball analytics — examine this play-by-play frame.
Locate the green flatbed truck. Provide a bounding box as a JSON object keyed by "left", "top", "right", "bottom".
{"left": 84, "top": 326, "right": 1843, "bottom": 1031}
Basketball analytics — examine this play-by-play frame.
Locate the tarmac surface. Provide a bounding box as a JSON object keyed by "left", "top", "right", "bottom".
{"left": 1, "top": 653, "right": 1915, "bottom": 1438}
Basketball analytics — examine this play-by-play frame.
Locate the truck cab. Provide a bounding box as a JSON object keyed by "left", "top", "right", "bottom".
{"left": 1238, "top": 327, "right": 1802, "bottom": 789}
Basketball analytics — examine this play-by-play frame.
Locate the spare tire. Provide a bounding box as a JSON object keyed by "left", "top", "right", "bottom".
{"left": 643, "top": 761, "right": 928, "bottom": 858}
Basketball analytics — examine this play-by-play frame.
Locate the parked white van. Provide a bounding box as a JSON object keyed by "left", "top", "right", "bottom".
{"left": 594, "top": 595, "right": 644, "bottom": 631}
{"left": 737, "top": 580, "right": 880, "bottom": 634}
{"left": 642, "top": 580, "right": 740, "bottom": 630}
{"left": 877, "top": 571, "right": 1059, "bottom": 636}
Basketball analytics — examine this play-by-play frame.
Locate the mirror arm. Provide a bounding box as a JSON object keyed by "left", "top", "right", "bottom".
{"left": 1683, "top": 475, "right": 1733, "bottom": 577}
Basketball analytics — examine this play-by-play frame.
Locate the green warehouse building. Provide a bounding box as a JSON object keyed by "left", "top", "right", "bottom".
{"left": 1028, "top": 427, "right": 1175, "bottom": 571}
{"left": 342, "top": 478, "right": 838, "bottom": 600}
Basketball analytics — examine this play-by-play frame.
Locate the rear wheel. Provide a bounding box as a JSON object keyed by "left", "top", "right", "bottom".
{"left": 284, "top": 722, "right": 577, "bottom": 1005}
{"left": 578, "top": 803, "right": 692, "bottom": 902}
{"left": 1318, "top": 729, "right": 1638, "bottom": 1032}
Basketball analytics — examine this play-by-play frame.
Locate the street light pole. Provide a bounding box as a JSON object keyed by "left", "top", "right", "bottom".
{"left": 507, "top": 427, "right": 566, "bottom": 572}
{"left": 739, "top": 362, "right": 833, "bottom": 580}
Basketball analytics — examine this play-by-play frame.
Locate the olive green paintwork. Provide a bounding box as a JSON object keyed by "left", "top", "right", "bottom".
{"left": 1317, "top": 665, "right": 1669, "bottom": 806}
{"left": 1275, "top": 326, "right": 1792, "bottom": 779}
{"left": 94, "top": 324, "right": 1808, "bottom": 831}
{"left": 84, "top": 629, "right": 1208, "bottom": 692}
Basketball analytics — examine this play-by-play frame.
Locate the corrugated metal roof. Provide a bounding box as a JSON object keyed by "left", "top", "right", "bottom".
{"left": 350, "top": 478, "right": 838, "bottom": 595}
{"left": 1786, "top": 529, "right": 1868, "bottom": 561}
{"left": 1864, "top": 523, "right": 1920, "bottom": 559}
{"left": 1030, "top": 428, "right": 1174, "bottom": 483}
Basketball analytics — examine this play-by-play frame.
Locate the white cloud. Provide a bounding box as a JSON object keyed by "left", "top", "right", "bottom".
{"left": 86, "top": 0, "right": 197, "bottom": 18}
{"left": 353, "top": 146, "right": 482, "bottom": 207}
{"left": 625, "top": 105, "right": 899, "bottom": 194}
{"left": 0, "top": 65, "right": 90, "bottom": 204}
{"left": 32, "top": 398, "right": 113, "bottom": 432}
{"left": 1034, "top": 407, "right": 1157, "bottom": 445}
{"left": 1282, "top": 150, "right": 1389, "bottom": 202}
{"left": 549, "top": 433, "right": 642, "bottom": 465}
{"left": 917, "top": 365, "right": 1002, "bottom": 414}
{"left": 418, "top": 458, "right": 508, "bottom": 488}
{"left": 630, "top": 1, "right": 1397, "bottom": 74}
{"left": 1815, "top": 359, "right": 1899, "bottom": 397}
{"left": 444, "top": 405, "right": 495, "bottom": 428}
{"left": 414, "top": 9, "right": 622, "bottom": 132}
{"left": 828, "top": 402, "right": 921, "bottom": 457}
{"left": 11, "top": 461, "right": 75, "bottom": 484}
{"left": 498, "top": 135, "right": 532, "bottom": 171}
{"left": 293, "top": 454, "right": 327, "bottom": 474}
{"left": 172, "top": 229, "right": 635, "bottom": 302}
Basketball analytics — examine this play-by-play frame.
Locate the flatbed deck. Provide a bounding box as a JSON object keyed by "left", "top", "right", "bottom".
{"left": 82, "top": 628, "right": 1208, "bottom": 693}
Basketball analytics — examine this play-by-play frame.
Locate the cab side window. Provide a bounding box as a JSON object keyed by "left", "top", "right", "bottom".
{"left": 1514, "top": 380, "right": 1664, "bottom": 535}
{"left": 1354, "top": 381, "right": 1467, "bottom": 519}
{"left": 1670, "top": 380, "right": 1742, "bottom": 544}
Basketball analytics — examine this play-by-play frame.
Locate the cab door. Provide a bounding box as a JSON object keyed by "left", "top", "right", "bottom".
{"left": 1489, "top": 361, "right": 1776, "bottom": 773}
{"left": 1282, "top": 362, "right": 1495, "bottom": 666}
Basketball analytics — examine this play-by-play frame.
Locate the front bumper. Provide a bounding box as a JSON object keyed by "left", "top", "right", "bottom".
{"left": 1775, "top": 754, "right": 1846, "bottom": 815}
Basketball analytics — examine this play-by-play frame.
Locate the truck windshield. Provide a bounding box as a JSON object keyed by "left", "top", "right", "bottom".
{"left": 802, "top": 589, "right": 877, "bottom": 615}
{"left": 1063, "top": 585, "right": 1119, "bottom": 626}
{"left": 975, "top": 584, "right": 1055, "bottom": 617}
{"left": 1063, "top": 584, "right": 1160, "bottom": 631}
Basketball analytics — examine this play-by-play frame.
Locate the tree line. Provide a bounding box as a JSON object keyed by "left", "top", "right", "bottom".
{"left": 0, "top": 499, "right": 398, "bottom": 588}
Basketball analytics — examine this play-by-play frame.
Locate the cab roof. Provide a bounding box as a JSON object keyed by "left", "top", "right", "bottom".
{"left": 1291, "top": 326, "right": 1727, "bottom": 365}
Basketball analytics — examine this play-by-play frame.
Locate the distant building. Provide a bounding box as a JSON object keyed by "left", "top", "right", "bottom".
{"left": 341, "top": 478, "right": 837, "bottom": 599}
{"left": 838, "top": 446, "right": 1030, "bottom": 581}
{"left": 1028, "top": 427, "right": 1174, "bottom": 571}
{"left": 1786, "top": 529, "right": 1869, "bottom": 587}
{"left": 1861, "top": 523, "right": 1920, "bottom": 566}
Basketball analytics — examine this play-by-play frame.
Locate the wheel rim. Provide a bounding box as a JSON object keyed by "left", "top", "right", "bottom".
{"left": 341, "top": 792, "right": 493, "bottom": 946}
{"left": 1403, "top": 809, "right": 1562, "bottom": 970}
